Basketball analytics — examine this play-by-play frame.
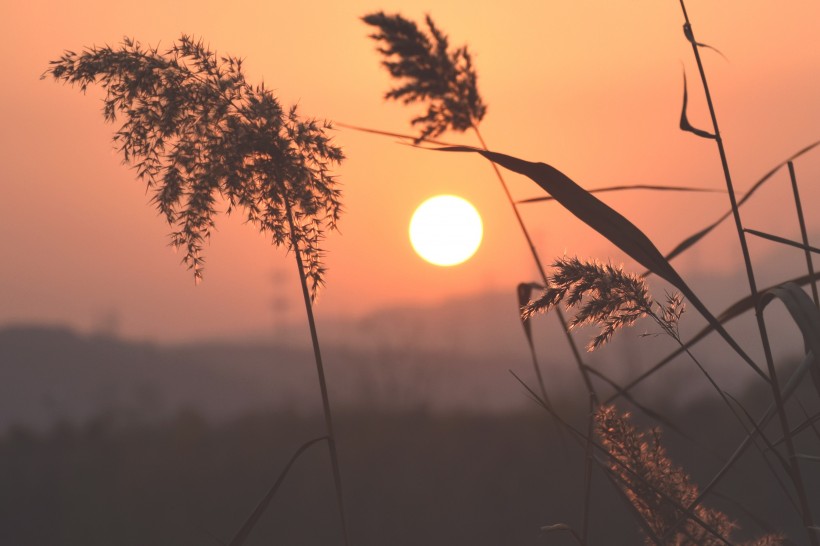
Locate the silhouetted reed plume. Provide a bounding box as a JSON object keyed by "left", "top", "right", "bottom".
{"left": 362, "top": 12, "right": 485, "bottom": 143}
{"left": 45, "top": 36, "right": 342, "bottom": 296}
{"left": 45, "top": 35, "right": 350, "bottom": 546}
{"left": 596, "top": 406, "right": 782, "bottom": 546}
{"left": 523, "top": 257, "right": 684, "bottom": 351}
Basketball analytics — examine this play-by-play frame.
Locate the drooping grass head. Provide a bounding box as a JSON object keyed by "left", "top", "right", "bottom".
{"left": 363, "top": 12, "right": 486, "bottom": 142}
{"left": 45, "top": 35, "right": 343, "bottom": 298}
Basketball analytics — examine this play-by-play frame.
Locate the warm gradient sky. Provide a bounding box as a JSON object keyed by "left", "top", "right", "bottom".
{"left": 2, "top": 1, "right": 819, "bottom": 341}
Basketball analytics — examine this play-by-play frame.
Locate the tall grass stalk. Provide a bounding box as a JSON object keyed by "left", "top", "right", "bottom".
{"left": 44, "top": 36, "right": 351, "bottom": 546}
{"left": 679, "top": 2, "right": 817, "bottom": 541}
{"left": 472, "top": 126, "right": 600, "bottom": 542}
{"left": 472, "top": 126, "right": 596, "bottom": 396}
{"left": 284, "top": 198, "right": 351, "bottom": 546}
{"left": 787, "top": 161, "right": 819, "bottom": 307}
{"left": 511, "top": 371, "right": 777, "bottom": 546}
{"left": 361, "top": 16, "right": 601, "bottom": 538}
{"left": 361, "top": 10, "right": 599, "bottom": 402}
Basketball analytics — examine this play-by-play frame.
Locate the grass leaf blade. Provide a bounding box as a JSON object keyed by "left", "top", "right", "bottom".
{"left": 682, "top": 22, "right": 728, "bottom": 61}
{"left": 788, "top": 161, "right": 820, "bottom": 307}
{"left": 745, "top": 228, "right": 820, "bottom": 255}
{"left": 228, "top": 436, "right": 328, "bottom": 546}
{"left": 605, "top": 270, "right": 820, "bottom": 405}
{"left": 761, "top": 283, "right": 820, "bottom": 397}
{"left": 680, "top": 69, "right": 716, "bottom": 139}
{"left": 437, "top": 145, "right": 764, "bottom": 378}
{"left": 665, "top": 139, "right": 820, "bottom": 262}
{"left": 518, "top": 184, "right": 721, "bottom": 204}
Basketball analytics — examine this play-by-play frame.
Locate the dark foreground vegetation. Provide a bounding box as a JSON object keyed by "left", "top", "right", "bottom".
{"left": 2, "top": 382, "right": 816, "bottom": 546}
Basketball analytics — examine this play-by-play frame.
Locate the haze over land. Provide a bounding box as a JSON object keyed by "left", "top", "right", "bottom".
{"left": 2, "top": 238, "right": 812, "bottom": 436}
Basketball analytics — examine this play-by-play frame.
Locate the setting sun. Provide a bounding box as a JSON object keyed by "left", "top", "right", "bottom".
{"left": 409, "top": 195, "right": 483, "bottom": 267}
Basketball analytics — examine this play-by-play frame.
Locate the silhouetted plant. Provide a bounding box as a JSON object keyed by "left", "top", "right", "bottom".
{"left": 45, "top": 35, "right": 342, "bottom": 296}
{"left": 523, "top": 257, "right": 684, "bottom": 351}
{"left": 44, "top": 35, "right": 350, "bottom": 546}
{"left": 361, "top": 8, "right": 820, "bottom": 546}
{"left": 362, "top": 12, "right": 486, "bottom": 143}
{"left": 596, "top": 406, "right": 782, "bottom": 546}
{"left": 678, "top": 1, "right": 817, "bottom": 541}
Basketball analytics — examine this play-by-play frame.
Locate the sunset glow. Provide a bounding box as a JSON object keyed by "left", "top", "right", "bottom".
{"left": 409, "top": 195, "right": 483, "bottom": 267}
{"left": 1, "top": 2, "right": 819, "bottom": 340}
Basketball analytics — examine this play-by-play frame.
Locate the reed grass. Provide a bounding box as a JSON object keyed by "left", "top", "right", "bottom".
{"left": 361, "top": 7, "right": 820, "bottom": 545}
{"left": 40, "top": 7, "right": 820, "bottom": 545}
{"left": 44, "top": 36, "right": 351, "bottom": 546}
{"left": 361, "top": 13, "right": 603, "bottom": 540}
{"left": 678, "top": 2, "right": 817, "bottom": 540}
{"left": 787, "top": 161, "right": 820, "bottom": 307}
{"left": 358, "top": 10, "right": 820, "bottom": 544}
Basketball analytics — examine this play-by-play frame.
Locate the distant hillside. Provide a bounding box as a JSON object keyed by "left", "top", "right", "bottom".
{"left": 0, "top": 244, "right": 812, "bottom": 432}
{"left": 0, "top": 323, "right": 576, "bottom": 432}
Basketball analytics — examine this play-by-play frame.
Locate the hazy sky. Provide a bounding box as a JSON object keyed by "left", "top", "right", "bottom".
{"left": 2, "top": 1, "right": 819, "bottom": 341}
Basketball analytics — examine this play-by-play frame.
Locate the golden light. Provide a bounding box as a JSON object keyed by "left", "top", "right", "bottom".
{"left": 409, "top": 195, "right": 483, "bottom": 267}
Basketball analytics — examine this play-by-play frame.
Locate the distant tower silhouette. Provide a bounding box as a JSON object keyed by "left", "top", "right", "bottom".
{"left": 93, "top": 308, "right": 121, "bottom": 339}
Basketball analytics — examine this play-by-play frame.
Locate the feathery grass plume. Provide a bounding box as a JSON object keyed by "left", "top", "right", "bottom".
{"left": 46, "top": 35, "right": 352, "bottom": 546}
{"left": 522, "top": 257, "right": 684, "bottom": 351}
{"left": 362, "top": 11, "right": 486, "bottom": 142}
{"left": 596, "top": 406, "right": 782, "bottom": 546}
{"left": 44, "top": 35, "right": 343, "bottom": 297}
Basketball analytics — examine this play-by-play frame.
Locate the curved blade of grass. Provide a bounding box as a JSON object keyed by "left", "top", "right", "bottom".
{"left": 788, "top": 161, "right": 820, "bottom": 307}
{"left": 336, "top": 121, "right": 462, "bottom": 147}
{"left": 796, "top": 401, "right": 820, "bottom": 444}
{"left": 541, "top": 524, "right": 584, "bottom": 546}
{"left": 797, "top": 454, "right": 820, "bottom": 462}
{"left": 687, "top": 284, "right": 820, "bottom": 515}
{"left": 724, "top": 392, "right": 791, "bottom": 473}
{"left": 660, "top": 376, "right": 805, "bottom": 543}
{"left": 682, "top": 22, "right": 728, "bottom": 61}
{"left": 680, "top": 69, "right": 716, "bottom": 139}
{"left": 745, "top": 228, "right": 820, "bottom": 255}
{"left": 665, "top": 138, "right": 820, "bottom": 263}
{"left": 228, "top": 436, "right": 328, "bottom": 546}
{"left": 438, "top": 145, "right": 765, "bottom": 379}
{"left": 518, "top": 184, "right": 721, "bottom": 204}
{"left": 761, "top": 283, "right": 820, "bottom": 396}
{"left": 774, "top": 411, "right": 820, "bottom": 447}
{"left": 517, "top": 282, "right": 542, "bottom": 345}
{"left": 605, "top": 270, "right": 820, "bottom": 405}
{"left": 516, "top": 282, "right": 554, "bottom": 415}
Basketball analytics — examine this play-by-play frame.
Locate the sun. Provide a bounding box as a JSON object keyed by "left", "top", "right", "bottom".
{"left": 409, "top": 195, "right": 483, "bottom": 267}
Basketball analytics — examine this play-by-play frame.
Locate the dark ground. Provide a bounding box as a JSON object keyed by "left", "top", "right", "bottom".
{"left": 1, "top": 395, "right": 817, "bottom": 546}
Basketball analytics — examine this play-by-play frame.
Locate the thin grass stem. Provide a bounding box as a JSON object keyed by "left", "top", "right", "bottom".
{"left": 284, "top": 198, "right": 351, "bottom": 546}
{"left": 744, "top": 229, "right": 820, "bottom": 255}
{"left": 510, "top": 371, "right": 734, "bottom": 546}
{"left": 228, "top": 436, "right": 329, "bottom": 546}
{"left": 679, "top": 4, "right": 816, "bottom": 538}
{"left": 604, "top": 269, "right": 820, "bottom": 406}
{"left": 472, "top": 126, "right": 598, "bottom": 544}
{"left": 788, "top": 161, "right": 820, "bottom": 307}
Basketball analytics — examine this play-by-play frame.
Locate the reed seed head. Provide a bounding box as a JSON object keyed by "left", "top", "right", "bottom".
{"left": 596, "top": 406, "right": 782, "bottom": 546}
{"left": 363, "top": 11, "right": 487, "bottom": 143}
{"left": 45, "top": 35, "right": 343, "bottom": 297}
{"left": 523, "top": 257, "right": 675, "bottom": 351}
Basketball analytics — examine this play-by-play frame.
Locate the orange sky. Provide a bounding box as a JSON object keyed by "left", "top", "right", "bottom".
{"left": 2, "top": 1, "right": 819, "bottom": 341}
